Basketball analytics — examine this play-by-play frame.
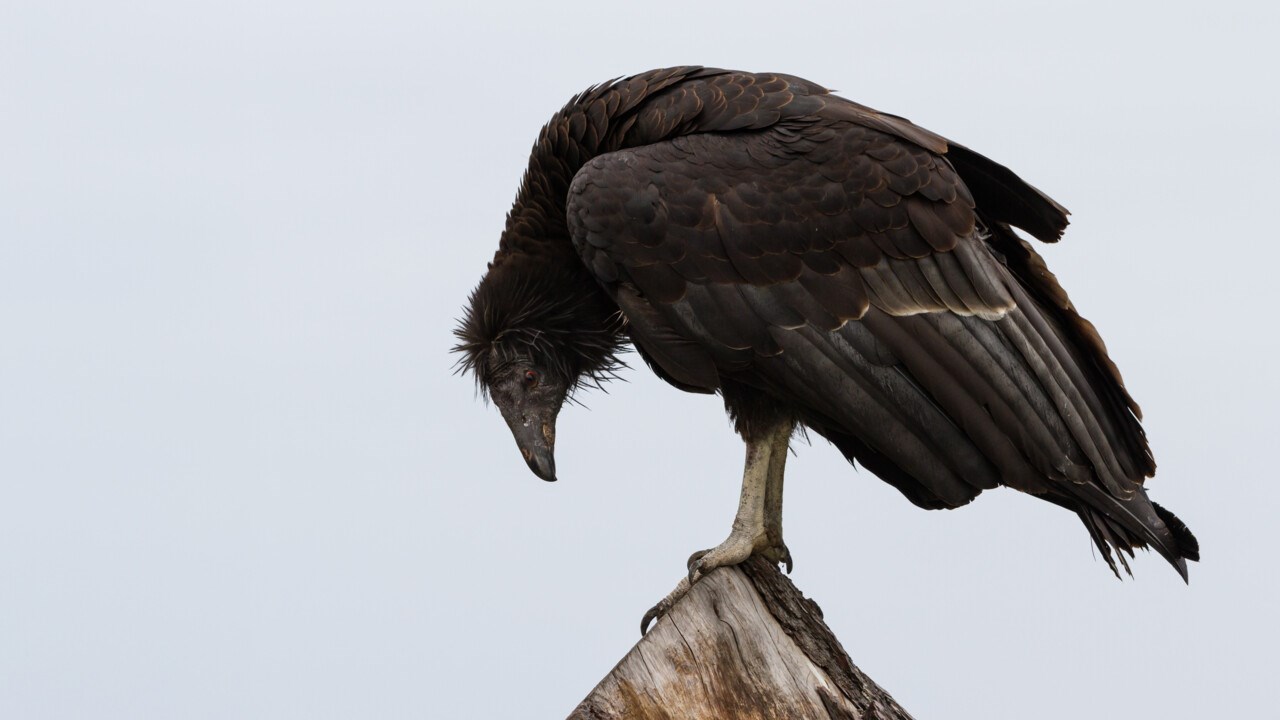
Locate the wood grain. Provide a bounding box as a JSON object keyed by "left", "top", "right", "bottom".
{"left": 569, "top": 557, "right": 913, "bottom": 720}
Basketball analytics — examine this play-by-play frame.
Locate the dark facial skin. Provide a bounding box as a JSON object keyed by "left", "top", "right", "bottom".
{"left": 487, "top": 360, "right": 567, "bottom": 482}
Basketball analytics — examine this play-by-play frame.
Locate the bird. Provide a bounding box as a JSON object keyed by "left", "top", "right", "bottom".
{"left": 454, "top": 66, "right": 1199, "bottom": 633}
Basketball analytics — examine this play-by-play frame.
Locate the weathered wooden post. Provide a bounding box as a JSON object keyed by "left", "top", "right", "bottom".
{"left": 569, "top": 556, "right": 913, "bottom": 719}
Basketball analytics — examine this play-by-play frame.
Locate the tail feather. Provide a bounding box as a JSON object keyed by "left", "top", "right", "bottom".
{"left": 1075, "top": 494, "right": 1198, "bottom": 583}
{"left": 1079, "top": 508, "right": 1130, "bottom": 580}
{"left": 1153, "top": 501, "right": 1200, "bottom": 562}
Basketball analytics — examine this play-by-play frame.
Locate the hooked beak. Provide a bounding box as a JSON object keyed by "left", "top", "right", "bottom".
{"left": 507, "top": 414, "right": 558, "bottom": 482}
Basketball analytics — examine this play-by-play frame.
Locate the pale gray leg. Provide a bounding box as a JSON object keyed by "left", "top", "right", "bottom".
{"left": 760, "top": 424, "right": 793, "bottom": 571}
{"left": 641, "top": 419, "right": 795, "bottom": 635}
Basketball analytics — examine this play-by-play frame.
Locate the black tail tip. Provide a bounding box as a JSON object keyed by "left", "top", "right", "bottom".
{"left": 1153, "top": 501, "right": 1200, "bottom": 564}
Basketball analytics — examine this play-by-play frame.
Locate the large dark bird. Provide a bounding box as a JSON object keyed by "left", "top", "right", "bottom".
{"left": 455, "top": 67, "right": 1198, "bottom": 631}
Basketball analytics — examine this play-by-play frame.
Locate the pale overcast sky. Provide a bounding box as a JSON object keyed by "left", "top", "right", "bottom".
{"left": 2, "top": 1, "right": 1276, "bottom": 718}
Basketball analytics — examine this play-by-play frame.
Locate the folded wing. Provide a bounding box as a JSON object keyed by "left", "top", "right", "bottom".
{"left": 568, "top": 116, "right": 1196, "bottom": 577}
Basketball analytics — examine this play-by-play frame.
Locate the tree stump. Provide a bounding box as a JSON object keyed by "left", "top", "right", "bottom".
{"left": 569, "top": 556, "right": 913, "bottom": 720}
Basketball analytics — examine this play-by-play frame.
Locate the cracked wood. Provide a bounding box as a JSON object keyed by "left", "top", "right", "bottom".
{"left": 568, "top": 557, "right": 913, "bottom": 720}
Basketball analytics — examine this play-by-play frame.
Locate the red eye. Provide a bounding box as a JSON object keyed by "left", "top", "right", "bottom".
{"left": 523, "top": 369, "right": 539, "bottom": 389}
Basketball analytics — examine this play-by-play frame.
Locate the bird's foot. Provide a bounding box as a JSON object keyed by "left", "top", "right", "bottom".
{"left": 759, "top": 539, "right": 793, "bottom": 574}
{"left": 688, "top": 524, "right": 794, "bottom": 581}
{"left": 639, "top": 529, "right": 792, "bottom": 635}
{"left": 639, "top": 576, "right": 691, "bottom": 636}
{"left": 686, "top": 526, "right": 766, "bottom": 584}
{"left": 763, "top": 516, "right": 792, "bottom": 573}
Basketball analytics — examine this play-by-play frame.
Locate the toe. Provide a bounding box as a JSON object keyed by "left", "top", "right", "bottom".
{"left": 687, "top": 557, "right": 704, "bottom": 585}
{"left": 640, "top": 576, "right": 691, "bottom": 636}
{"left": 640, "top": 605, "right": 662, "bottom": 636}
{"left": 686, "top": 549, "right": 709, "bottom": 573}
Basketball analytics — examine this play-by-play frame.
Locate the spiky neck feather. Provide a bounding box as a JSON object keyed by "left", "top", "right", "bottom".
{"left": 455, "top": 110, "right": 623, "bottom": 395}
{"left": 454, "top": 254, "right": 627, "bottom": 397}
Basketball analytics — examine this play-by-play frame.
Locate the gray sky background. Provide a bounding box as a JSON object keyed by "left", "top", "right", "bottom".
{"left": 2, "top": 1, "right": 1276, "bottom": 718}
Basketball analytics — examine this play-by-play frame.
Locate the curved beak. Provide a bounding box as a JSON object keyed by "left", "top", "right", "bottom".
{"left": 505, "top": 413, "right": 558, "bottom": 482}
{"left": 522, "top": 441, "right": 557, "bottom": 482}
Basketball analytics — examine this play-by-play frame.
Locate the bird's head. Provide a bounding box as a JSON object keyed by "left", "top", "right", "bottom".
{"left": 454, "top": 259, "right": 626, "bottom": 483}
{"left": 481, "top": 355, "right": 567, "bottom": 481}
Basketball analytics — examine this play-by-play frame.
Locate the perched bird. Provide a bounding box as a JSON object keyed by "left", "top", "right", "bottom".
{"left": 454, "top": 67, "right": 1199, "bottom": 632}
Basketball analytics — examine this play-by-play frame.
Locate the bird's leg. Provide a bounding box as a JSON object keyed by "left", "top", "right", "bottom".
{"left": 759, "top": 423, "right": 793, "bottom": 572}
{"left": 640, "top": 445, "right": 768, "bottom": 634}
{"left": 684, "top": 433, "right": 773, "bottom": 582}
{"left": 640, "top": 419, "right": 794, "bottom": 634}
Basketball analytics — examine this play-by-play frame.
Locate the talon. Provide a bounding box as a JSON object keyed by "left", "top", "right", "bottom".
{"left": 686, "top": 549, "right": 708, "bottom": 574}
{"left": 687, "top": 548, "right": 715, "bottom": 584}
{"left": 640, "top": 577, "right": 691, "bottom": 637}
{"left": 781, "top": 545, "right": 793, "bottom": 573}
{"left": 687, "top": 557, "right": 703, "bottom": 585}
{"left": 640, "top": 605, "right": 662, "bottom": 636}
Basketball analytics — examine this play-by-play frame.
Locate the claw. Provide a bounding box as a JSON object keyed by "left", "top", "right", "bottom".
{"left": 686, "top": 549, "right": 709, "bottom": 573}
{"left": 686, "top": 550, "right": 709, "bottom": 584}
{"left": 686, "top": 558, "right": 704, "bottom": 585}
{"left": 640, "top": 577, "right": 691, "bottom": 636}
{"left": 686, "top": 545, "right": 716, "bottom": 586}
{"left": 640, "top": 606, "right": 661, "bottom": 636}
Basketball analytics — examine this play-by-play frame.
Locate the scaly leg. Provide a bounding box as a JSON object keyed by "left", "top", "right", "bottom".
{"left": 640, "top": 419, "right": 794, "bottom": 634}
{"left": 759, "top": 424, "right": 793, "bottom": 571}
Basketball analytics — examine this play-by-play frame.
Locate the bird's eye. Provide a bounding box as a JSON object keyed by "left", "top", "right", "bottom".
{"left": 523, "top": 369, "right": 540, "bottom": 389}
